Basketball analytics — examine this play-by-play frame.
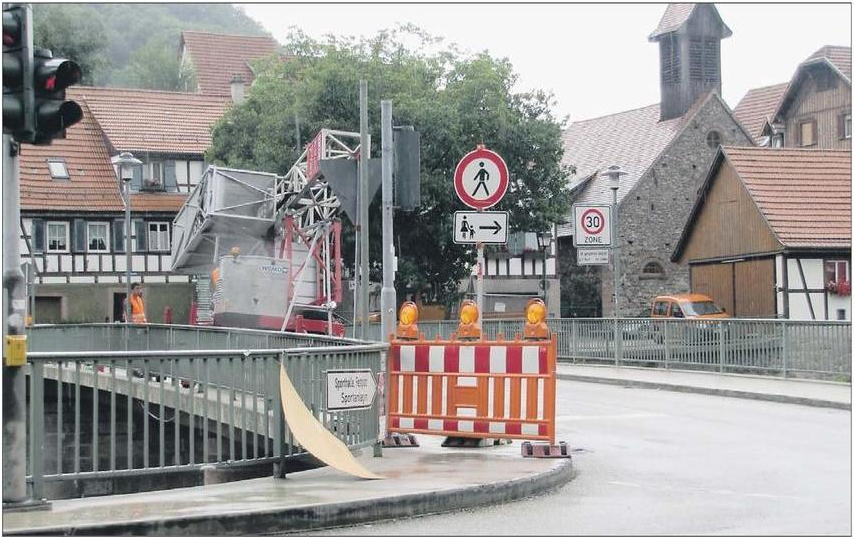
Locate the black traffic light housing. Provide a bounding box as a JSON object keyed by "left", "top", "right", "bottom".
{"left": 32, "top": 48, "right": 82, "bottom": 144}
{"left": 3, "top": 3, "right": 35, "bottom": 142}
{"left": 2, "top": 3, "right": 82, "bottom": 145}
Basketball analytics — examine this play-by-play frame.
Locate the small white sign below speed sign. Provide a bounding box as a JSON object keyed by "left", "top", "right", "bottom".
{"left": 573, "top": 205, "right": 612, "bottom": 247}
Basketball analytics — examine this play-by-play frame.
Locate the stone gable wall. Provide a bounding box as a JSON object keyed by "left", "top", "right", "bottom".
{"left": 598, "top": 97, "right": 753, "bottom": 316}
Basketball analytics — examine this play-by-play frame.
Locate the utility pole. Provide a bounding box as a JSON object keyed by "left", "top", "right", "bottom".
{"left": 3, "top": 133, "right": 29, "bottom": 505}
{"left": 380, "top": 100, "right": 396, "bottom": 342}
{"left": 358, "top": 80, "right": 370, "bottom": 339}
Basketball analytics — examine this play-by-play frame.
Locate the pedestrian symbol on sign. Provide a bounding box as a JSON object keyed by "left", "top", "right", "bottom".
{"left": 472, "top": 162, "right": 490, "bottom": 196}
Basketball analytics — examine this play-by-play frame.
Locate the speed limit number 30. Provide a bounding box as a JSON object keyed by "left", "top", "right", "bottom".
{"left": 573, "top": 205, "right": 612, "bottom": 247}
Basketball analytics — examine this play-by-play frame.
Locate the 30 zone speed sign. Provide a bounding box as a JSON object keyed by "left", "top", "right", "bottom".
{"left": 573, "top": 205, "right": 612, "bottom": 247}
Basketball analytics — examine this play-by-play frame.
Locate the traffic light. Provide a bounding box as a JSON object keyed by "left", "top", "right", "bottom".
{"left": 31, "top": 47, "right": 82, "bottom": 144}
{"left": 3, "top": 3, "right": 34, "bottom": 141}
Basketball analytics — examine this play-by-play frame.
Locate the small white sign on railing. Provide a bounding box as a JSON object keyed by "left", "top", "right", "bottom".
{"left": 326, "top": 369, "right": 377, "bottom": 411}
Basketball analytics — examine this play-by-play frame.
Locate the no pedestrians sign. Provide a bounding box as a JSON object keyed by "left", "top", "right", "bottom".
{"left": 454, "top": 147, "right": 509, "bottom": 210}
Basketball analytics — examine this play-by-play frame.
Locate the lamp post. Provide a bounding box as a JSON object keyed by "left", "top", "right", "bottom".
{"left": 111, "top": 152, "right": 142, "bottom": 323}
{"left": 603, "top": 165, "right": 627, "bottom": 317}
{"left": 536, "top": 230, "right": 553, "bottom": 303}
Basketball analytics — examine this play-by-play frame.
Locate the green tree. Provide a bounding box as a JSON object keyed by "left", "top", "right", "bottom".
{"left": 32, "top": 3, "right": 269, "bottom": 87}
{"left": 32, "top": 4, "right": 110, "bottom": 85}
{"left": 208, "top": 28, "right": 572, "bottom": 312}
{"left": 112, "top": 36, "right": 197, "bottom": 91}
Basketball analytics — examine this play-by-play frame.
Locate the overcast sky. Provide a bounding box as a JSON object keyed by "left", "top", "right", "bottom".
{"left": 238, "top": 2, "right": 851, "bottom": 123}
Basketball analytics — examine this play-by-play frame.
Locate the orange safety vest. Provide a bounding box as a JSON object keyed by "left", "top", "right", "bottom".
{"left": 130, "top": 294, "right": 147, "bottom": 323}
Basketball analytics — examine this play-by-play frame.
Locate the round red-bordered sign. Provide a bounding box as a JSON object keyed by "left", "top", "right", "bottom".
{"left": 580, "top": 208, "right": 606, "bottom": 235}
{"left": 454, "top": 147, "right": 509, "bottom": 210}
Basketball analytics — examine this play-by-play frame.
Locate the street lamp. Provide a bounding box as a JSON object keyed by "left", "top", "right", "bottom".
{"left": 602, "top": 165, "right": 627, "bottom": 317}
{"left": 111, "top": 152, "right": 142, "bottom": 323}
{"left": 536, "top": 230, "right": 553, "bottom": 303}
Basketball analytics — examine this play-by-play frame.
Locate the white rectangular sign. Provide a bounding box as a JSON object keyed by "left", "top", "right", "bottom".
{"left": 453, "top": 211, "right": 508, "bottom": 244}
{"left": 577, "top": 248, "right": 610, "bottom": 265}
{"left": 573, "top": 205, "right": 612, "bottom": 247}
{"left": 326, "top": 369, "right": 377, "bottom": 411}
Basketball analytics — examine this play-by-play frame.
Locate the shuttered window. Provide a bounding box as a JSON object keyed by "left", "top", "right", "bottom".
{"left": 703, "top": 39, "right": 718, "bottom": 82}
{"left": 133, "top": 219, "right": 148, "bottom": 252}
{"left": 660, "top": 36, "right": 681, "bottom": 84}
{"left": 113, "top": 220, "right": 125, "bottom": 253}
{"left": 798, "top": 119, "right": 817, "bottom": 147}
{"left": 32, "top": 219, "right": 45, "bottom": 252}
{"left": 164, "top": 160, "right": 178, "bottom": 191}
{"left": 689, "top": 38, "right": 703, "bottom": 81}
{"left": 72, "top": 219, "right": 86, "bottom": 253}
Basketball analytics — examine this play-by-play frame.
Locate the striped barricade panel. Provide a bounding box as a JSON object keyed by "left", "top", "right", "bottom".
{"left": 387, "top": 335, "right": 556, "bottom": 444}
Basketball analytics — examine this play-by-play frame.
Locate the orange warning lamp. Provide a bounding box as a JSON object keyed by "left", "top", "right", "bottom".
{"left": 457, "top": 300, "right": 482, "bottom": 339}
{"left": 524, "top": 298, "right": 550, "bottom": 339}
{"left": 396, "top": 301, "right": 419, "bottom": 339}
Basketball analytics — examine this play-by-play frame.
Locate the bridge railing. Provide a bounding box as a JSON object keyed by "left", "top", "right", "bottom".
{"left": 347, "top": 318, "right": 851, "bottom": 382}
{"left": 24, "top": 324, "right": 385, "bottom": 500}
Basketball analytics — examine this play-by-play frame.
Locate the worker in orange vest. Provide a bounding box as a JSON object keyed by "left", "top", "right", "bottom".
{"left": 123, "top": 283, "right": 147, "bottom": 324}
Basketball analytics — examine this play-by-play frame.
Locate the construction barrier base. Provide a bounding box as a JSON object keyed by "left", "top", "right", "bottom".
{"left": 521, "top": 441, "right": 571, "bottom": 458}
{"left": 381, "top": 432, "right": 420, "bottom": 448}
{"left": 442, "top": 436, "right": 512, "bottom": 448}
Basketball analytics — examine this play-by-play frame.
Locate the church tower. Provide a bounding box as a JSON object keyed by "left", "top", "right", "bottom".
{"left": 649, "top": 4, "right": 732, "bottom": 121}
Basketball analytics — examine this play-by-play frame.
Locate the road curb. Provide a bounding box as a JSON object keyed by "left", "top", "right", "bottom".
{"left": 558, "top": 373, "right": 851, "bottom": 410}
{"left": 4, "top": 458, "right": 575, "bottom": 536}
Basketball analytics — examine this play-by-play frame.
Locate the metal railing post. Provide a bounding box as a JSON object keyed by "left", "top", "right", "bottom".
{"left": 571, "top": 320, "right": 577, "bottom": 363}
{"left": 718, "top": 321, "right": 725, "bottom": 373}
{"left": 30, "top": 362, "right": 45, "bottom": 502}
{"left": 781, "top": 322, "right": 788, "bottom": 378}
{"left": 273, "top": 351, "right": 286, "bottom": 478}
{"left": 614, "top": 318, "right": 621, "bottom": 366}
{"left": 664, "top": 321, "right": 670, "bottom": 369}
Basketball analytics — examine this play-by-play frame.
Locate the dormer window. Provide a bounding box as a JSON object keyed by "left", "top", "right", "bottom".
{"left": 48, "top": 159, "right": 70, "bottom": 180}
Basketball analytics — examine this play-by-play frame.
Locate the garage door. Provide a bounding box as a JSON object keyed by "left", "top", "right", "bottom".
{"left": 691, "top": 263, "right": 734, "bottom": 315}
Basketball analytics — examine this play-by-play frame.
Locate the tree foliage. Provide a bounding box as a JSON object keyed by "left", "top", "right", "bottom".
{"left": 208, "top": 27, "right": 573, "bottom": 311}
{"left": 32, "top": 4, "right": 110, "bottom": 85}
{"left": 32, "top": 3, "right": 267, "bottom": 88}
{"left": 112, "top": 36, "right": 197, "bottom": 91}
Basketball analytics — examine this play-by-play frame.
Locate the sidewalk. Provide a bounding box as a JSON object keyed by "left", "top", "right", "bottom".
{"left": 2, "top": 435, "right": 574, "bottom": 536}
{"left": 558, "top": 363, "right": 851, "bottom": 410}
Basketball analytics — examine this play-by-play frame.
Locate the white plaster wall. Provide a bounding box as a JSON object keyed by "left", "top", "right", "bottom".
{"left": 189, "top": 160, "right": 205, "bottom": 188}
{"left": 827, "top": 293, "right": 851, "bottom": 321}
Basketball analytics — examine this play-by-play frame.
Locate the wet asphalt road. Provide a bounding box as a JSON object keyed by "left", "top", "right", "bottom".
{"left": 299, "top": 379, "right": 851, "bottom": 535}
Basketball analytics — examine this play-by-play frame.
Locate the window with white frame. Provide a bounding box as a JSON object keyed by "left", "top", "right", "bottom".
{"left": 47, "top": 222, "right": 69, "bottom": 252}
{"left": 48, "top": 159, "right": 70, "bottom": 179}
{"left": 143, "top": 161, "right": 165, "bottom": 190}
{"left": 148, "top": 222, "right": 170, "bottom": 251}
{"left": 844, "top": 114, "right": 851, "bottom": 140}
{"left": 824, "top": 259, "right": 849, "bottom": 284}
{"left": 87, "top": 222, "right": 109, "bottom": 252}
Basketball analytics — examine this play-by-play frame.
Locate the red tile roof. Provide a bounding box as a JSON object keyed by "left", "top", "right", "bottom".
{"left": 733, "top": 82, "right": 789, "bottom": 142}
{"left": 806, "top": 45, "right": 852, "bottom": 81}
{"left": 725, "top": 146, "right": 851, "bottom": 249}
{"left": 19, "top": 101, "right": 125, "bottom": 212}
{"left": 130, "top": 193, "right": 188, "bottom": 212}
{"left": 181, "top": 31, "right": 279, "bottom": 97}
{"left": 70, "top": 86, "right": 231, "bottom": 156}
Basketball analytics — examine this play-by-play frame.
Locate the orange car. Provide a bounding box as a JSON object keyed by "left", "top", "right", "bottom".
{"left": 650, "top": 294, "right": 730, "bottom": 319}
